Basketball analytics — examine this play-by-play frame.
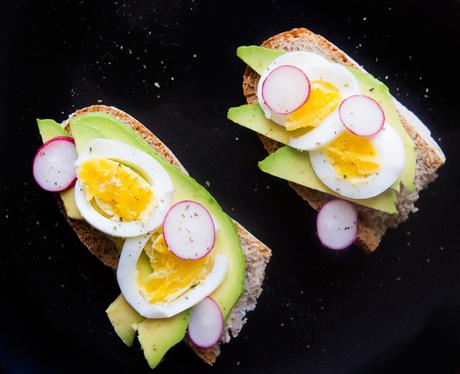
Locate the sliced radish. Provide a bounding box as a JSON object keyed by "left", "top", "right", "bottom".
{"left": 33, "top": 136, "right": 78, "bottom": 192}
{"left": 163, "top": 200, "right": 215, "bottom": 260}
{"left": 339, "top": 95, "right": 385, "bottom": 136}
{"left": 188, "top": 297, "right": 224, "bottom": 348}
{"left": 317, "top": 199, "right": 358, "bottom": 250}
{"left": 262, "top": 64, "right": 310, "bottom": 115}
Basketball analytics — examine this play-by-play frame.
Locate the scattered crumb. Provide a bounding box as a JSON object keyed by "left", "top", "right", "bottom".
{"left": 205, "top": 180, "right": 211, "bottom": 187}
{"left": 395, "top": 277, "right": 402, "bottom": 281}
{"left": 426, "top": 258, "right": 431, "bottom": 263}
{"left": 97, "top": 99, "right": 103, "bottom": 103}
{"left": 154, "top": 82, "right": 160, "bottom": 88}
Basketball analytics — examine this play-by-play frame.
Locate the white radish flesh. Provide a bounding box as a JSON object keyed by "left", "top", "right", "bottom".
{"left": 188, "top": 297, "right": 224, "bottom": 348}
{"left": 163, "top": 200, "right": 215, "bottom": 260}
{"left": 262, "top": 65, "right": 310, "bottom": 115}
{"left": 339, "top": 95, "right": 385, "bottom": 136}
{"left": 317, "top": 199, "right": 358, "bottom": 250}
{"left": 33, "top": 136, "right": 78, "bottom": 192}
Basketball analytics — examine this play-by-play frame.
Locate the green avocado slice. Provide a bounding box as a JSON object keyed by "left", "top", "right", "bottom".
{"left": 106, "top": 294, "right": 144, "bottom": 347}
{"left": 259, "top": 146, "right": 397, "bottom": 214}
{"left": 137, "top": 310, "right": 191, "bottom": 369}
{"left": 228, "top": 104, "right": 290, "bottom": 144}
{"left": 65, "top": 111, "right": 245, "bottom": 368}
{"left": 37, "top": 119, "right": 69, "bottom": 142}
{"left": 236, "top": 46, "right": 285, "bottom": 75}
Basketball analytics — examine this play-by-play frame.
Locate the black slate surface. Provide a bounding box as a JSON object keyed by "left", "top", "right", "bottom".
{"left": 1, "top": 0, "right": 459, "bottom": 373}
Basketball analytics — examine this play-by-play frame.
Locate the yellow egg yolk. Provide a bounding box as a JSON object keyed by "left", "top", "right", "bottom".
{"left": 285, "top": 80, "right": 342, "bottom": 132}
{"left": 77, "top": 158, "right": 155, "bottom": 222}
{"left": 136, "top": 232, "right": 213, "bottom": 303}
{"left": 324, "top": 131, "right": 380, "bottom": 179}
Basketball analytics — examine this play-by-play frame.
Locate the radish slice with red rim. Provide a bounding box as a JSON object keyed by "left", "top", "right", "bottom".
{"left": 163, "top": 200, "right": 216, "bottom": 260}
{"left": 188, "top": 297, "right": 224, "bottom": 348}
{"left": 262, "top": 64, "right": 310, "bottom": 115}
{"left": 339, "top": 95, "right": 385, "bottom": 136}
{"left": 33, "top": 136, "right": 78, "bottom": 192}
{"left": 317, "top": 199, "right": 358, "bottom": 250}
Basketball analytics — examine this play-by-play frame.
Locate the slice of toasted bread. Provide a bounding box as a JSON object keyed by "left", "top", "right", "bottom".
{"left": 58, "top": 105, "right": 272, "bottom": 365}
{"left": 242, "top": 28, "right": 445, "bottom": 252}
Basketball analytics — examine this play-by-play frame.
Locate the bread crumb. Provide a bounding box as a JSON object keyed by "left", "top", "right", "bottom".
{"left": 154, "top": 82, "right": 160, "bottom": 88}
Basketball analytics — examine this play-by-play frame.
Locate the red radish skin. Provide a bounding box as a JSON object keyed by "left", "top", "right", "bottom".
{"left": 262, "top": 65, "right": 311, "bottom": 115}
{"left": 188, "top": 297, "right": 224, "bottom": 348}
{"left": 339, "top": 95, "right": 385, "bottom": 137}
{"left": 162, "top": 200, "right": 216, "bottom": 260}
{"left": 316, "top": 199, "right": 358, "bottom": 250}
{"left": 33, "top": 136, "right": 78, "bottom": 192}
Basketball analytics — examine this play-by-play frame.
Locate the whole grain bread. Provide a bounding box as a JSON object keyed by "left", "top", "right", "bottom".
{"left": 241, "top": 28, "right": 445, "bottom": 252}
{"left": 59, "top": 105, "right": 272, "bottom": 365}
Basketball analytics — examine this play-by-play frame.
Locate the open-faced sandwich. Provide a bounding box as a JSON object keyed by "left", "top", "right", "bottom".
{"left": 228, "top": 28, "right": 445, "bottom": 252}
{"left": 32, "top": 105, "right": 271, "bottom": 368}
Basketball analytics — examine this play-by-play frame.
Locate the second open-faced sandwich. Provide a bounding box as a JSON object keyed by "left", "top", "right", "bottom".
{"left": 228, "top": 28, "right": 445, "bottom": 252}
{"left": 32, "top": 105, "right": 271, "bottom": 368}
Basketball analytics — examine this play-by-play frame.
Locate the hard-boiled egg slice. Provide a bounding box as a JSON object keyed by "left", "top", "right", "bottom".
{"left": 117, "top": 231, "right": 228, "bottom": 319}
{"left": 309, "top": 123, "right": 405, "bottom": 199}
{"left": 74, "top": 139, "right": 173, "bottom": 238}
{"left": 257, "top": 52, "right": 361, "bottom": 151}
{"left": 286, "top": 63, "right": 361, "bottom": 150}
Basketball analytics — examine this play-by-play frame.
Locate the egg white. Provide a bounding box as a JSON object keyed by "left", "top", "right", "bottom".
{"left": 309, "top": 123, "right": 405, "bottom": 199}
{"left": 257, "top": 52, "right": 361, "bottom": 151}
{"left": 74, "top": 139, "right": 173, "bottom": 238}
{"left": 117, "top": 234, "right": 229, "bottom": 319}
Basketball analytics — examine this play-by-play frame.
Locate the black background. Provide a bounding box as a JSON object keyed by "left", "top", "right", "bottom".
{"left": 1, "top": 0, "right": 459, "bottom": 373}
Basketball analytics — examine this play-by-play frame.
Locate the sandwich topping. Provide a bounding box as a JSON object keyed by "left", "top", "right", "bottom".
{"left": 256, "top": 51, "right": 405, "bottom": 200}
{"left": 229, "top": 47, "right": 415, "bottom": 209}
{"left": 33, "top": 111, "right": 246, "bottom": 367}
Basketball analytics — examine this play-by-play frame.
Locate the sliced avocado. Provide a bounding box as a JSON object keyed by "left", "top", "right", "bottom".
{"left": 67, "top": 111, "right": 245, "bottom": 365}
{"left": 37, "top": 119, "right": 69, "bottom": 142}
{"left": 236, "top": 46, "right": 285, "bottom": 75}
{"left": 228, "top": 104, "right": 290, "bottom": 144}
{"left": 106, "top": 294, "right": 145, "bottom": 346}
{"left": 136, "top": 310, "right": 191, "bottom": 369}
{"left": 347, "top": 67, "right": 417, "bottom": 192}
{"left": 60, "top": 188, "right": 82, "bottom": 219}
{"left": 259, "top": 146, "right": 397, "bottom": 214}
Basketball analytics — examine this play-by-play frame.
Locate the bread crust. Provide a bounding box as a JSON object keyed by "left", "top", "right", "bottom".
{"left": 242, "top": 28, "right": 444, "bottom": 252}
{"left": 58, "top": 105, "right": 272, "bottom": 365}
